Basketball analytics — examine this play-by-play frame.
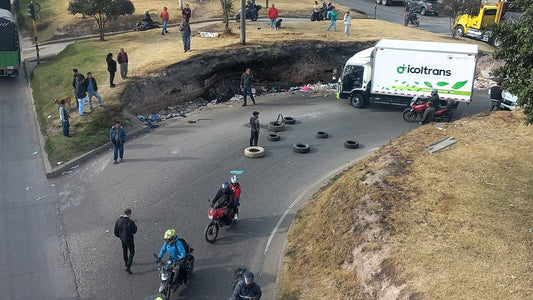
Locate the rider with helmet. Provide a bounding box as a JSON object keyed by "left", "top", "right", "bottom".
{"left": 211, "top": 181, "right": 235, "bottom": 221}
{"left": 158, "top": 229, "right": 187, "bottom": 287}
{"left": 420, "top": 88, "right": 440, "bottom": 124}
{"left": 232, "top": 270, "right": 262, "bottom": 300}
{"left": 229, "top": 175, "right": 241, "bottom": 221}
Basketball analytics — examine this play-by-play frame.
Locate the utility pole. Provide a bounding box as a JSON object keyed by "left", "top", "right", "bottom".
{"left": 179, "top": 0, "right": 183, "bottom": 10}
{"left": 240, "top": 0, "right": 245, "bottom": 44}
{"left": 27, "top": 0, "right": 40, "bottom": 62}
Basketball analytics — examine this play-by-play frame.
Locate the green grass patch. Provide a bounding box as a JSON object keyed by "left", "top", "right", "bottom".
{"left": 31, "top": 41, "right": 126, "bottom": 165}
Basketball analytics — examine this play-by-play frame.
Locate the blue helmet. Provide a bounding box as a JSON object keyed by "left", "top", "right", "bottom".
{"left": 221, "top": 181, "right": 229, "bottom": 189}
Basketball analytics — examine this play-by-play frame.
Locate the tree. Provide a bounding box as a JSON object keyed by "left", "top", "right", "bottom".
{"left": 220, "top": 0, "right": 234, "bottom": 33}
{"left": 68, "top": 0, "right": 135, "bottom": 41}
{"left": 440, "top": 0, "right": 479, "bottom": 37}
{"left": 491, "top": 0, "right": 533, "bottom": 124}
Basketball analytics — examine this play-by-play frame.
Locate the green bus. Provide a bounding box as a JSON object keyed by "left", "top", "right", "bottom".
{"left": 0, "top": 8, "right": 20, "bottom": 77}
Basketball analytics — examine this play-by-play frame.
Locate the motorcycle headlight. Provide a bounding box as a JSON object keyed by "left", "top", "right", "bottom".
{"left": 208, "top": 215, "right": 213, "bottom": 220}
{"left": 161, "top": 272, "right": 170, "bottom": 281}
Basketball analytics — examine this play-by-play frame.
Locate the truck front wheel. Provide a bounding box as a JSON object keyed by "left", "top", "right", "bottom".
{"left": 454, "top": 26, "right": 464, "bottom": 37}
{"left": 350, "top": 93, "right": 367, "bottom": 108}
{"left": 490, "top": 36, "right": 501, "bottom": 47}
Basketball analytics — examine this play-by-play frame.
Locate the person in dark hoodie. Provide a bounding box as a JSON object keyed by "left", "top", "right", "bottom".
{"left": 106, "top": 53, "right": 117, "bottom": 87}
{"left": 114, "top": 208, "right": 137, "bottom": 274}
{"left": 160, "top": 6, "right": 169, "bottom": 35}
{"left": 179, "top": 18, "right": 191, "bottom": 53}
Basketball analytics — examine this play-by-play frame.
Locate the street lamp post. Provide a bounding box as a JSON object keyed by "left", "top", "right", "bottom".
{"left": 240, "top": 0, "right": 245, "bottom": 44}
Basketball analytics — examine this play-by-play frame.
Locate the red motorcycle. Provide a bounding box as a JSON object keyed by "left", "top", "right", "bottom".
{"left": 204, "top": 200, "right": 235, "bottom": 243}
{"left": 402, "top": 96, "right": 457, "bottom": 123}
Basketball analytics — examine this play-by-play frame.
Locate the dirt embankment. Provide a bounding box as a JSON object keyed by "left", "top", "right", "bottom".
{"left": 121, "top": 41, "right": 374, "bottom": 115}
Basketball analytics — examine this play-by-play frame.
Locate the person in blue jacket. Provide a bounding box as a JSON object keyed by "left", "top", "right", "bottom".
{"left": 109, "top": 121, "right": 127, "bottom": 164}
{"left": 158, "top": 229, "right": 187, "bottom": 288}
{"left": 233, "top": 270, "right": 261, "bottom": 300}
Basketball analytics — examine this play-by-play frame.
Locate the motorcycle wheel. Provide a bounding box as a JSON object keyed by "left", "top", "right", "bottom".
{"left": 402, "top": 109, "right": 418, "bottom": 122}
{"left": 415, "top": 19, "right": 420, "bottom": 27}
{"left": 165, "top": 283, "right": 172, "bottom": 300}
{"left": 204, "top": 222, "right": 219, "bottom": 243}
{"left": 404, "top": 15, "right": 409, "bottom": 26}
{"left": 236, "top": 14, "right": 240, "bottom": 22}
{"left": 251, "top": 14, "right": 258, "bottom": 21}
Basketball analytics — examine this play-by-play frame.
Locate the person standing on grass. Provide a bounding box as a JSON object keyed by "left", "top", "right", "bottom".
{"left": 75, "top": 74, "right": 87, "bottom": 116}
{"left": 249, "top": 111, "right": 260, "bottom": 147}
{"left": 117, "top": 48, "right": 129, "bottom": 79}
{"left": 182, "top": 3, "right": 192, "bottom": 23}
{"left": 72, "top": 69, "right": 81, "bottom": 109}
{"left": 59, "top": 99, "right": 71, "bottom": 137}
{"left": 343, "top": 11, "right": 352, "bottom": 37}
{"left": 179, "top": 19, "right": 191, "bottom": 53}
{"left": 240, "top": 68, "right": 255, "bottom": 106}
{"left": 160, "top": 6, "right": 169, "bottom": 35}
{"left": 106, "top": 53, "right": 117, "bottom": 87}
{"left": 327, "top": 7, "right": 337, "bottom": 31}
{"left": 85, "top": 72, "right": 104, "bottom": 110}
{"left": 268, "top": 4, "right": 279, "bottom": 30}
{"left": 110, "top": 121, "right": 127, "bottom": 164}
{"left": 114, "top": 208, "right": 137, "bottom": 274}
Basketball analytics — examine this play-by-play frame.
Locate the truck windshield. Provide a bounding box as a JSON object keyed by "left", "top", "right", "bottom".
{"left": 342, "top": 65, "right": 364, "bottom": 92}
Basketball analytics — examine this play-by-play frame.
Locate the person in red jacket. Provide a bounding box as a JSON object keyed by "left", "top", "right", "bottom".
{"left": 229, "top": 175, "right": 241, "bottom": 220}
{"left": 160, "top": 6, "right": 169, "bottom": 35}
{"left": 268, "top": 4, "right": 279, "bottom": 30}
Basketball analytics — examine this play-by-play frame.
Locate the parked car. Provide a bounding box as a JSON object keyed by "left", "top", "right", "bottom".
{"left": 405, "top": 0, "right": 439, "bottom": 16}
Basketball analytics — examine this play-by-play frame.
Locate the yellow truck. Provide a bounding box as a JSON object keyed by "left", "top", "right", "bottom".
{"left": 453, "top": 0, "right": 522, "bottom": 47}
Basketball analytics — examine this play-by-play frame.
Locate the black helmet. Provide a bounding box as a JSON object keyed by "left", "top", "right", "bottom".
{"left": 243, "top": 271, "right": 254, "bottom": 286}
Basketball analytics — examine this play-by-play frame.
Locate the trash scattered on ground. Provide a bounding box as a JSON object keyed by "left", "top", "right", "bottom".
{"left": 50, "top": 184, "right": 56, "bottom": 187}
{"left": 26, "top": 186, "right": 32, "bottom": 191}
{"left": 300, "top": 86, "right": 312, "bottom": 91}
{"left": 425, "top": 137, "right": 457, "bottom": 154}
{"left": 71, "top": 165, "right": 79, "bottom": 170}
{"left": 35, "top": 196, "right": 44, "bottom": 201}
{"left": 199, "top": 31, "right": 219, "bottom": 38}
{"left": 57, "top": 161, "right": 63, "bottom": 165}
{"left": 146, "top": 169, "right": 156, "bottom": 173}
{"left": 47, "top": 115, "right": 51, "bottom": 119}
{"left": 105, "top": 230, "right": 109, "bottom": 233}
{"left": 32, "top": 151, "right": 39, "bottom": 155}
{"left": 61, "top": 170, "right": 72, "bottom": 176}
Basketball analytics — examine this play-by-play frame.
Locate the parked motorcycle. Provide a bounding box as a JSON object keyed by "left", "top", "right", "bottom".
{"left": 404, "top": 9, "right": 420, "bottom": 27}
{"left": 152, "top": 242, "right": 195, "bottom": 300}
{"left": 235, "top": 5, "right": 262, "bottom": 22}
{"left": 205, "top": 199, "right": 236, "bottom": 243}
{"left": 402, "top": 96, "right": 457, "bottom": 123}
{"left": 134, "top": 20, "right": 160, "bottom": 31}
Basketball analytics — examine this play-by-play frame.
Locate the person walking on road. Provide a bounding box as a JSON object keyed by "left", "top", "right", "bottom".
{"left": 327, "top": 8, "right": 338, "bottom": 31}
{"left": 59, "top": 99, "right": 71, "bottom": 137}
{"left": 75, "top": 74, "right": 87, "bottom": 116}
{"left": 114, "top": 208, "right": 137, "bottom": 274}
{"left": 249, "top": 111, "right": 260, "bottom": 147}
{"left": 179, "top": 19, "right": 191, "bottom": 53}
{"left": 85, "top": 72, "right": 104, "bottom": 110}
{"left": 240, "top": 68, "right": 255, "bottom": 106}
{"left": 106, "top": 53, "right": 117, "bottom": 87}
{"left": 110, "top": 121, "right": 127, "bottom": 164}
{"left": 72, "top": 69, "right": 81, "bottom": 109}
{"left": 268, "top": 4, "right": 279, "bottom": 30}
{"left": 117, "top": 48, "right": 129, "bottom": 79}
{"left": 160, "top": 6, "right": 169, "bottom": 35}
{"left": 343, "top": 11, "right": 352, "bottom": 37}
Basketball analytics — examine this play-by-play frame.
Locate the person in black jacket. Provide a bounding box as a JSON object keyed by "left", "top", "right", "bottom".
{"left": 106, "top": 53, "right": 117, "bottom": 87}
{"left": 114, "top": 208, "right": 137, "bottom": 274}
{"left": 72, "top": 69, "right": 81, "bottom": 108}
{"left": 211, "top": 182, "right": 235, "bottom": 223}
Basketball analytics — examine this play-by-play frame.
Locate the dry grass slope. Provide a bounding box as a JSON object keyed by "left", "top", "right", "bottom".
{"left": 279, "top": 110, "right": 533, "bottom": 300}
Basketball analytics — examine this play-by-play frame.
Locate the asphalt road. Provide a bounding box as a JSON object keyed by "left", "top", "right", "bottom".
{"left": 337, "top": 0, "right": 452, "bottom": 34}
{"left": 0, "top": 70, "right": 78, "bottom": 299}
{"left": 49, "top": 89, "right": 488, "bottom": 299}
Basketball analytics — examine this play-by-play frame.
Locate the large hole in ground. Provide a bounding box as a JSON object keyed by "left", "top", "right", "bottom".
{"left": 122, "top": 40, "right": 375, "bottom": 115}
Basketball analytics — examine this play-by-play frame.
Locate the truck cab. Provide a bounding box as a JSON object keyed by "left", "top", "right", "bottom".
{"left": 338, "top": 48, "right": 373, "bottom": 108}
{"left": 453, "top": 0, "right": 522, "bottom": 47}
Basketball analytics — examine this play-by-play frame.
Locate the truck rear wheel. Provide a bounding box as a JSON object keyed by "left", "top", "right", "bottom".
{"left": 490, "top": 36, "right": 501, "bottom": 47}
{"left": 350, "top": 93, "right": 367, "bottom": 108}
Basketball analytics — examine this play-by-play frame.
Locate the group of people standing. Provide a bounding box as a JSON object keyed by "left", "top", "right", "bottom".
{"left": 314, "top": 1, "right": 352, "bottom": 37}
{"left": 71, "top": 69, "right": 104, "bottom": 117}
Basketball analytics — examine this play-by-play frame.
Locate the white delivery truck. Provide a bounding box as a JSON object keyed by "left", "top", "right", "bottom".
{"left": 337, "top": 39, "right": 478, "bottom": 108}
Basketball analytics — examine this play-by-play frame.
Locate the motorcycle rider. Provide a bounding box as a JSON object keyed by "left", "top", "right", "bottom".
{"left": 247, "top": 0, "right": 257, "bottom": 15}
{"left": 229, "top": 175, "right": 241, "bottom": 221}
{"left": 143, "top": 11, "right": 154, "bottom": 28}
{"left": 420, "top": 88, "right": 440, "bottom": 124}
{"left": 211, "top": 181, "right": 235, "bottom": 223}
{"left": 157, "top": 229, "right": 188, "bottom": 289}
{"left": 232, "top": 270, "right": 262, "bottom": 300}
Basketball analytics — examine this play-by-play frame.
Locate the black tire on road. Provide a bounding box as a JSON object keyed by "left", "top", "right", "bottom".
{"left": 268, "top": 133, "right": 281, "bottom": 141}
{"left": 350, "top": 92, "right": 367, "bottom": 108}
{"left": 205, "top": 222, "right": 219, "bottom": 243}
{"left": 283, "top": 116, "right": 296, "bottom": 124}
{"left": 344, "top": 140, "right": 359, "bottom": 149}
{"left": 316, "top": 131, "right": 328, "bottom": 138}
{"left": 268, "top": 121, "right": 285, "bottom": 132}
{"left": 293, "top": 143, "right": 310, "bottom": 154}
{"left": 244, "top": 146, "right": 265, "bottom": 158}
